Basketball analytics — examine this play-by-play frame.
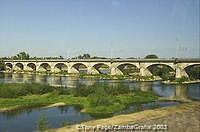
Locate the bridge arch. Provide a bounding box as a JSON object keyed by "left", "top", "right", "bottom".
{"left": 116, "top": 63, "right": 139, "bottom": 75}
{"left": 54, "top": 63, "right": 68, "bottom": 72}
{"left": 184, "top": 64, "right": 200, "bottom": 79}
{"left": 14, "top": 63, "right": 24, "bottom": 71}
{"left": 71, "top": 63, "right": 88, "bottom": 73}
{"left": 147, "top": 64, "right": 175, "bottom": 79}
{"left": 5, "top": 63, "right": 13, "bottom": 70}
{"left": 145, "top": 63, "right": 175, "bottom": 70}
{"left": 92, "top": 63, "right": 110, "bottom": 74}
{"left": 38, "top": 63, "right": 51, "bottom": 72}
{"left": 26, "top": 63, "right": 36, "bottom": 71}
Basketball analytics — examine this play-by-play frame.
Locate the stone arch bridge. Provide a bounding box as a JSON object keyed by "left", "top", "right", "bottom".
{"left": 3, "top": 58, "right": 200, "bottom": 78}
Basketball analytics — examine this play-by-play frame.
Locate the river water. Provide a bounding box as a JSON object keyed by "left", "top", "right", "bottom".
{"left": 0, "top": 72, "right": 199, "bottom": 132}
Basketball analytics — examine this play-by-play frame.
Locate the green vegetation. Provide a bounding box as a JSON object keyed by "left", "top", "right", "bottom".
{"left": 76, "top": 53, "right": 91, "bottom": 59}
{"left": 2, "top": 51, "right": 65, "bottom": 60}
{"left": 77, "top": 73, "right": 129, "bottom": 79}
{"left": 185, "top": 66, "right": 200, "bottom": 80}
{"left": 37, "top": 115, "right": 49, "bottom": 131}
{"left": 148, "top": 65, "right": 175, "bottom": 81}
{"left": 139, "top": 75, "right": 154, "bottom": 80}
{"left": 0, "top": 83, "right": 158, "bottom": 115}
{"left": 172, "top": 76, "right": 190, "bottom": 83}
{"left": 61, "top": 120, "right": 72, "bottom": 127}
{"left": 0, "top": 83, "right": 54, "bottom": 98}
{"left": 11, "top": 51, "right": 30, "bottom": 60}
{"left": 120, "top": 65, "right": 140, "bottom": 76}
{"left": 123, "top": 68, "right": 139, "bottom": 75}
{"left": 72, "top": 53, "right": 108, "bottom": 59}
{"left": 72, "top": 83, "right": 131, "bottom": 107}
{"left": 145, "top": 54, "right": 158, "bottom": 59}
{"left": 0, "top": 60, "right": 5, "bottom": 71}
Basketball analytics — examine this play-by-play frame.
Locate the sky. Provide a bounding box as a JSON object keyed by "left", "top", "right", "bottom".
{"left": 0, "top": 0, "right": 199, "bottom": 58}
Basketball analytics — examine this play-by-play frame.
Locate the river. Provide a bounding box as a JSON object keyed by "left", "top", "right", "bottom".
{"left": 0, "top": 72, "right": 199, "bottom": 132}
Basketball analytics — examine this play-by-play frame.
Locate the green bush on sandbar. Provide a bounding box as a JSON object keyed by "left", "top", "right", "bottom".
{"left": 0, "top": 83, "right": 54, "bottom": 98}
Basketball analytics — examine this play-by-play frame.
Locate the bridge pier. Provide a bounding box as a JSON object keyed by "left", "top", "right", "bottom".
{"left": 23, "top": 64, "right": 31, "bottom": 71}
{"left": 68, "top": 66, "right": 79, "bottom": 74}
{"left": 5, "top": 65, "right": 13, "bottom": 71}
{"left": 174, "top": 85, "right": 188, "bottom": 100}
{"left": 52, "top": 67, "right": 61, "bottom": 73}
{"left": 13, "top": 66, "right": 23, "bottom": 71}
{"left": 87, "top": 66, "right": 100, "bottom": 74}
{"left": 111, "top": 67, "right": 123, "bottom": 75}
{"left": 175, "top": 67, "right": 188, "bottom": 78}
{"left": 37, "top": 67, "right": 47, "bottom": 72}
{"left": 35, "top": 65, "right": 40, "bottom": 72}
{"left": 139, "top": 67, "right": 152, "bottom": 76}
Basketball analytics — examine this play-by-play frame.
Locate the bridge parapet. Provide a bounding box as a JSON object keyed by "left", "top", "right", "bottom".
{"left": 3, "top": 58, "right": 200, "bottom": 63}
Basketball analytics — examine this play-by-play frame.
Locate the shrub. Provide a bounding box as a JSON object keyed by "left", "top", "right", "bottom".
{"left": 105, "top": 83, "right": 131, "bottom": 95}
{"left": 174, "top": 76, "right": 189, "bottom": 83}
{"left": 140, "top": 76, "right": 154, "bottom": 80}
{"left": 37, "top": 115, "right": 49, "bottom": 131}
{"left": 0, "top": 60, "right": 5, "bottom": 71}
{"left": 29, "top": 83, "right": 54, "bottom": 94}
{"left": 55, "top": 88, "right": 71, "bottom": 95}
{"left": 88, "top": 88, "right": 114, "bottom": 106}
{"left": 0, "top": 83, "right": 54, "bottom": 98}
{"left": 72, "top": 83, "right": 95, "bottom": 97}
{"left": 161, "top": 74, "right": 175, "bottom": 81}
{"left": 72, "top": 83, "right": 132, "bottom": 97}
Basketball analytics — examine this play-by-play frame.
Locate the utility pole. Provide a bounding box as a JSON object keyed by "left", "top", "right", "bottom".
{"left": 110, "top": 42, "right": 113, "bottom": 59}
{"left": 175, "top": 37, "right": 180, "bottom": 58}
{"left": 67, "top": 48, "right": 70, "bottom": 59}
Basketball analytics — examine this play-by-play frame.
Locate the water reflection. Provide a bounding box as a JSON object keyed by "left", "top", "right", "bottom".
{"left": 0, "top": 106, "right": 94, "bottom": 132}
{"left": 114, "top": 101, "right": 181, "bottom": 115}
{"left": 138, "top": 81, "right": 152, "bottom": 92}
{"left": 186, "top": 84, "right": 200, "bottom": 100}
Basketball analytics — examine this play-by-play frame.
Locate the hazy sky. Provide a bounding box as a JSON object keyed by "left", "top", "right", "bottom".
{"left": 0, "top": 0, "right": 199, "bottom": 58}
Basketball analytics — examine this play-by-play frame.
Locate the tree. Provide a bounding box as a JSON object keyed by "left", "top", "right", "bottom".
{"left": 77, "top": 53, "right": 91, "bottom": 59}
{"left": 148, "top": 65, "right": 175, "bottom": 81}
{"left": 185, "top": 66, "right": 200, "bottom": 80}
{"left": 145, "top": 54, "right": 158, "bottom": 59}
{"left": 59, "top": 56, "right": 64, "bottom": 59}
{"left": 0, "top": 60, "right": 5, "bottom": 71}
{"left": 82, "top": 54, "right": 90, "bottom": 59}
{"left": 16, "top": 52, "right": 30, "bottom": 60}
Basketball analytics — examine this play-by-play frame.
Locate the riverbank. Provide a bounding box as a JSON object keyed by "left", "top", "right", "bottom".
{"left": 163, "top": 80, "right": 200, "bottom": 84}
{"left": 46, "top": 101, "right": 200, "bottom": 132}
{"left": 2, "top": 70, "right": 149, "bottom": 80}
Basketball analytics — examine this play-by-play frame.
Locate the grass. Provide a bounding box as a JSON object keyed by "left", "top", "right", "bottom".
{"left": 0, "top": 83, "right": 158, "bottom": 115}
{"left": 172, "top": 76, "right": 190, "bottom": 83}
{"left": 77, "top": 73, "right": 129, "bottom": 79}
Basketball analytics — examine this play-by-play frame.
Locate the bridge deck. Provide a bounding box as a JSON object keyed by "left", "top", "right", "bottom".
{"left": 3, "top": 58, "right": 200, "bottom": 63}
